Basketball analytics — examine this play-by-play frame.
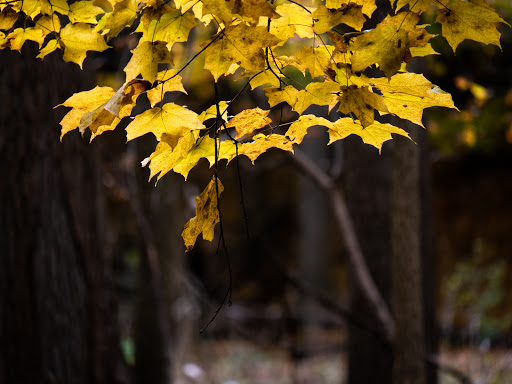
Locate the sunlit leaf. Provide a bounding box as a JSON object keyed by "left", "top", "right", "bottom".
{"left": 328, "top": 118, "right": 411, "bottom": 153}
{"left": 436, "top": 0, "right": 509, "bottom": 52}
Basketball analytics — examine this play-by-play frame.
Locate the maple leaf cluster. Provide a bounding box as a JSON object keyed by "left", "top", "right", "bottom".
{"left": 0, "top": 0, "right": 507, "bottom": 250}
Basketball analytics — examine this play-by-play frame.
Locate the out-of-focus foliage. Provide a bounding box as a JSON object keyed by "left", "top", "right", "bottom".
{"left": 443, "top": 257, "right": 510, "bottom": 338}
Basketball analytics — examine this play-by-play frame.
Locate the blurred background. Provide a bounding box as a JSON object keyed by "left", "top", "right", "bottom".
{"left": 1, "top": 1, "right": 512, "bottom": 384}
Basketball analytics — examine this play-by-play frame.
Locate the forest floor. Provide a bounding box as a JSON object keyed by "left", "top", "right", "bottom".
{"left": 174, "top": 338, "right": 512, "bottom": 384}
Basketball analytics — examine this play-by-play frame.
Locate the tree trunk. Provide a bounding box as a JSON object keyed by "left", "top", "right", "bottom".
{"left": 344, "top": 138, "right": 393, "bottom": 384}
{"left": 391, "top": 134, "right": 426, "bottom": 384}
{"left": 0, "top": 48, "right": 125, "bottom": 384}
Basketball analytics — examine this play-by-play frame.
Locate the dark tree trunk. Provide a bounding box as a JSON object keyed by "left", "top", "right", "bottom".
{"left": 0, "top": 47, "right": 125, "bottom": 384}
{"left": 418, "top": 127, "right": 439, "bottom": 384}
{"left": 344, "top": 138, "right": 393, "bottom": 384}
{"left": 391, "top": 133, "right": 426, "bottom": 384}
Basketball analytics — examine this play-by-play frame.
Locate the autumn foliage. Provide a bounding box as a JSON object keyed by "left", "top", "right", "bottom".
{"left": 0, "top": 0, "right": 508, "bottom": 250}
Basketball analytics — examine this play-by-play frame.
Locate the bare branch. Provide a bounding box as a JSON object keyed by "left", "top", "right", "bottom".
{"left": 287, "top": 148, "right": 395, "bottom": 342}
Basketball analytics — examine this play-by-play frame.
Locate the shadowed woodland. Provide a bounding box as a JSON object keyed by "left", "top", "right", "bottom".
{"left": 1, "top": 0, "right": 512, "bottom": 383}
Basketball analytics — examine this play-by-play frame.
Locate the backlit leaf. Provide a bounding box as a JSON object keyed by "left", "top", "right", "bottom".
{"left": 6, "top": 27, "right": 45, "bottom": 51}
{"left": 146, "top": 69, "right": 187, "bottom": 107}
{"left": 124, "top": 41, "right": 173, "bottom": 83}
{"left": 203, "top": 24, "right": 281, "bottom": 81}
{"left": 60, "top": 22, "right": 109, "bottom": 67}
{"left": 337, "top": 85, "right": 388, "bottom": 127}
{"left": 136, "top": 6, "right": 197, "bottom": 51}
{"left": 394, "top": 0, "right": 434, "bottom": 14}
{"left": 275, "top": 3, "right": 314, "bottom": 39}
{"left": 436, "top": 0, "right": 508, "bottom": 52}
{"left": 198, "top": 102, "right": 229, "bottom": 123}
{"left": 326, "top": 0, "right": 376, "bottom": 18}
{"left": 349, "top": 12, "right": 433, "bottom": 77}
{"left": 94, "top": 0, "right": 138, "bottom": 41}
{"left": 286, "top": 115, "right": 334, "bottom": 144}
{"left": 312, "top": 3, "right": 365, "bottom": 34}
{"left": 295, "top": 81, "right": 340, "bottom": 114}
{"left": 79, "top": 79, "right": 151, "bottom": 139}
{"left": 264, "top": 85, "right": 300, "bottom": 109}
{"left": 126, "top": 103, "right": 205, "bottom": 145}
{"left": 225, "top": 107, "right": 272, "bottom": 139}
{"left": 240, "top": 133, "right": 294, "bottom": 163}
{"left": 58, "top": 86, "right": 116, "bottom": 139}
{"left": 69, "top": 1, "right": 105, "bottom": 24}
{"left": 328, "top": 118, "right": 411, "bottom": 153}
{"left": 0, "top": 8, "right": 18, "bottom": 30}
{"left": 182, "top": 177, "right": 223, "bottom": 251}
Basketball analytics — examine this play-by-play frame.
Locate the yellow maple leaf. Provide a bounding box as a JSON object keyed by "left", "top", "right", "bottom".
{"left": 57, "top": 86, "right": 116, "bottom": 139}
{"left": 57, "top": 80, "right": 150, "bottom": 139}
{"left": 328, "top": 118, "right": 411, "bottom": 153}
{"left": 35, "top": 14, "right": 61, "bottom": 35}
{"left": 6, "top": 27, "right": 45, "bottom": 51}
{"left": 241, "top": 69, "right": 282, "bottom": 89}
{"left": 337, "top": 85, "right": 388, "bottom": 127}
{"left": 69, "top": 1, "right": 105, "bottom": 24}
{"left": 286, "top": 115, "right": 334, "bottom": 144}
{"left": 15, "top": 0, "right": 69, "bottom": 19}
{"left": 349, "top": 12, "right": 433, "bottom": 77}
{"left": 143, "top": 131, "right": 198, "bottom": 182}
{"left": 198, "top": 102, "right": 229, "bottom": 123}
{"left": 232, "top": 0, "right": 278, "bottom": 24}
{"left": 0, "top": 8, "right": 18, "bottom": 30}
{"left": 240, "top": 133, "right": 294, "bottom": 163}
{"left": 182, "top": 177, "right": 223, "bottom": 251}
{"left": 395, "top": 0, "right": 434, "bottom": 14}
{"left": 368, "top": 72, "right": 457, "bottom": 126}
{"left": 94, "top": 0, "right": 138, "bottom": 41}
{"left": 326, "top": 0, "right": 376, "bottom": 18}
{"left": 125, "top": 103, "right": 205, "bottom": 146}
{"left": 124, "top": 41, "right": 173, "bottom": 83}
{"left": 146, "top": 69, "right": 187, "bottom": 107}
{"left": 381, "top": 90, "right": 457, "bottom": 127}
{"left": 312, "top": 3, "right": 365, "bottom": 34}
{"left": 259, "top": 13, "right": 296, "bottom": 45}
{"left": 203, "top": 24, "right": 281, "bottom": 81}
{"left": 225, "top": 107, "right": 272, "bottom": 139}
{"left": 169, "top": 136, "right": 239, "bottom": 179}
{"left": 79, "top": 79, "right": 151, "bottom": 139}
{"left": 59, "top": 22, "right": 109, "bottom": 68}
{"left": 275, "top": 3, "right": 315, "bottom": 39}
{"left": 410, "top": 43, "right": 439, "bottom": 57}
{"left": 143, "top": 135, "right": 239, "bottom": 182}
{"left": 436, "top": 0, "right": 509, "bottom": 52}
{"left": 296, "top": 45, "right": 332, "bottom": 79}
{"left": 174, "top": 0, "right": 196, "bottom": 11}
{"left": 294, "top": 81, "right": 340, "bottom": 114}
{"left": 37, "top": 39, "right": 59, "bottom": 59}
{"left": 136, "top": 6, "right": 197, "bottom": 51}
{"left": 370, "top": 72, "right": 441, "bottom": 98}
{"left": 264, "top": 85, "right": 300, "bottom": 109}
{"left": 200, "top": 0, "right": 236, "bottom": 24}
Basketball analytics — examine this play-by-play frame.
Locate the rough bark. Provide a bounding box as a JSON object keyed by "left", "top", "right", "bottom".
{"left": 391, "top": 135, "right": 426, "bottom": 384}
{"left": 0, "top": 47, "right": 125, "bottom": 384}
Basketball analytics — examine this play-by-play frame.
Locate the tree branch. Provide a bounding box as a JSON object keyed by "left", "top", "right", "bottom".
{"left": 287, "top": 148, "right": 395, "bottom": 343}
{"left": 426, "top": 354, "right": 473, "bottom": 384}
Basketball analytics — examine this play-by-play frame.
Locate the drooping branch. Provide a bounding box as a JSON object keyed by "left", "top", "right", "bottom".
{"left": 287, "top": 149, "right": 395, "bottom": 343}
{"left": 273, "top": 259, "right": 388, "bottom": 340}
